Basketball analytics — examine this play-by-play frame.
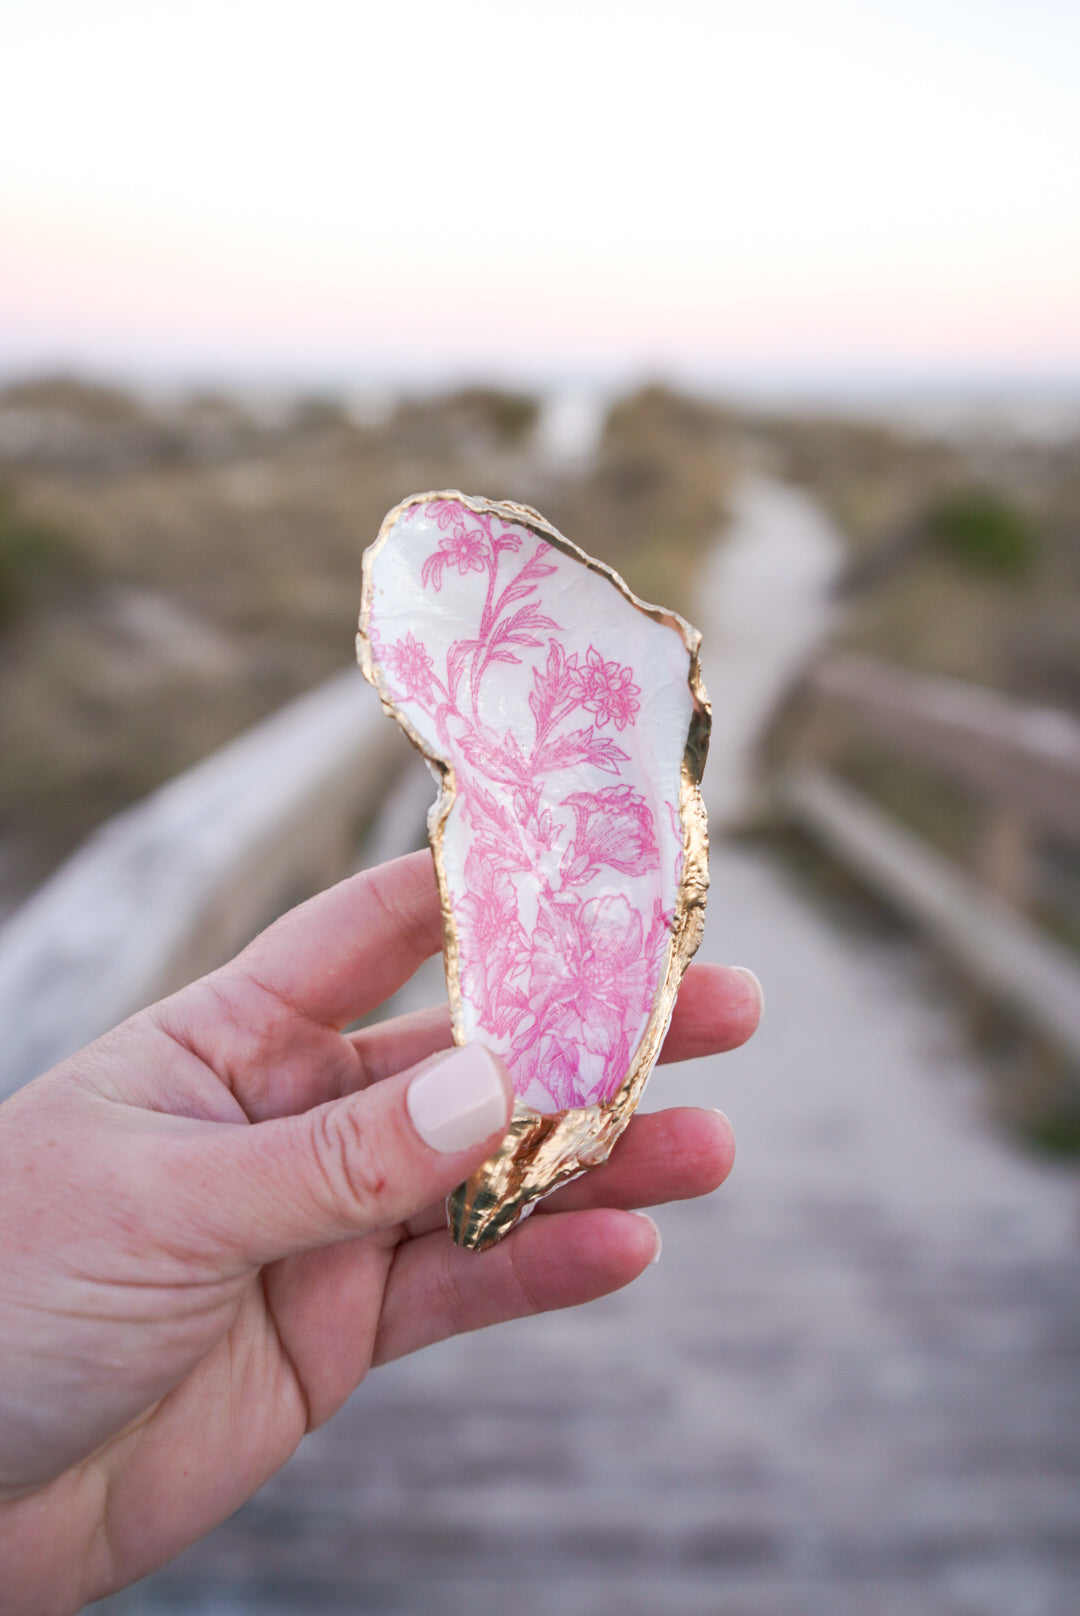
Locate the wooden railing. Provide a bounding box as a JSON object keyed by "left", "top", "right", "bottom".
{"left": 797, "top": 653, "right": 1080, "bottom": 904}
{"left": 0, "top": 670, "right": 408, "bottom": 1101}
{"left": 780, "top": 653, "right": 1080, "bottom": 1069}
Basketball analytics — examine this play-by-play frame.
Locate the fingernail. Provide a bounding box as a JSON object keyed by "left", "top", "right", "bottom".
{"left": 733, "top": 966, "right": 764, "bottom": 1019}
{"left": 632, "top": 1210, "right": 662, "bottom": 1265}
{"left": 406, "top": 1044, "right": 509, "bottom": 1154}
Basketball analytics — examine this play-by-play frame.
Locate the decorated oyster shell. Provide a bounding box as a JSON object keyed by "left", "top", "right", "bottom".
{"left": 358, "top": 493, "right": 709, "bottom": 1249}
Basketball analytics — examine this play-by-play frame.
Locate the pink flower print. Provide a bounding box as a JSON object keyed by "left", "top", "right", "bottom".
{"left": 457, "top": 844, "right": 531, "bottom": 1039}
{"left": 562, "top": 785, "right": 659, "bottom": 884}
{"left": 383, "top": 631, "right": 436, "bottom": 705}
{"left": 575, "top": 645, "right": 641, "bottom": 731}
{"left": 443, "top": 525, "right": 488, "bottom": 575}
{"left": 516, "top": 1028, "right": 584, "bottom": 1112}
{"left": 526, "top": 893, "right": 653, "bottom": 1067}
{"left": 512, "top": 891, "right": 661, "bottom": 1106}
{"left": 421, "top": 511, "right": 490, "bottom": 590}
{"left": 428, "top": 499, "right": 471, "bottom": 533}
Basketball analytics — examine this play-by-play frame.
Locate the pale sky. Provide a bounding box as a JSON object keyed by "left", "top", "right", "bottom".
{"left": 1, "top": 0, "right": 1078, "bottom": 392}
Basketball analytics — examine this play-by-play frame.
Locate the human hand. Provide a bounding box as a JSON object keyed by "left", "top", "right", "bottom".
{"left": 0, "top": 850, "right": 761, "bottom": 1612}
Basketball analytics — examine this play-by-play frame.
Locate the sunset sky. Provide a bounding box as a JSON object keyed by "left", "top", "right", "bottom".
{"left": 2, "top": 0, "right": 1078, "bottom": 396}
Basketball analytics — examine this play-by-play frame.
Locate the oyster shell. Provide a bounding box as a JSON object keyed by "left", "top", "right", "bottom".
{"left": 358, "top": 493, "right": 709, "bottom": 1249}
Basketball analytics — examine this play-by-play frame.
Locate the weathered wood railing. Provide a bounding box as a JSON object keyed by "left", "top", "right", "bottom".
{"left": 779, "top": 653, "right": 1080, "bottom": 1069}
{"left": 0, "top": 670, "right": 408, "bottom": 1101}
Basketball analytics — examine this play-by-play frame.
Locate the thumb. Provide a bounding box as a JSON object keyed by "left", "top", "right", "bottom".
{"left": 202, "top": 1043, "right": 512, "bottom": 1266}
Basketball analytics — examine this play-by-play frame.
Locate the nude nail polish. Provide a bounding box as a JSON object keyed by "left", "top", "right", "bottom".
{"left": 406, "top": 1044, "right": 508, "bottom": 1154}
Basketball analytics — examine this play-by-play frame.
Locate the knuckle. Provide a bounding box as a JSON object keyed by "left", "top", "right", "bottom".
{"left": 507, "top": 1237, "right": 544, "bottom": 1318}
{"left": 311, "top": 1102, "right": 389, "bottom": 1229}
{"left": 431, "top": 1243, "right": 474, "bottom": 1340}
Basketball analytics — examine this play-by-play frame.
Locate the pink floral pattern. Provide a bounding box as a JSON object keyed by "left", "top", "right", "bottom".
{"left": 368, "top": 499, "right": 690, "bottom": 1111}
{"left": 575, "top": 645, "right": 642, "bottom": 730}
{"left": 382, "top": 630, "right": 436, "bottom": 705}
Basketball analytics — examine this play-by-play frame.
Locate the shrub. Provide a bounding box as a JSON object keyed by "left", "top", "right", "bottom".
{"left": 928, "top": 489, "right": 1037, "bottom": 577}
{"left": 0, "top": 486, "right": 82, "bottom": 623}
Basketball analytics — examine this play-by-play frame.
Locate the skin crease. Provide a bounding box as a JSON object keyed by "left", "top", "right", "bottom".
{"left": 0, "top": 850, "right": 761, "bottom": 1614}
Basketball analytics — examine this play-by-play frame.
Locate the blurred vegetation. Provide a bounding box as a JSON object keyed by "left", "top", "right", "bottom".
{"left": 0, "top": 485, "right": 87, "bottom": 622}
{"left": 0, "top": 377, "right": 732, "bottom": 902}
{"left": 757, "top": 408, "right": 1080, "bottom": 711}
{"left": 926, "top": 488, "right": 1037, "bottom": 576}
{"left": 1, "top": 371, "right": 1075, "bottom": 928}
{"left": 546, "top": 385, "right": 733, "bottom": 611}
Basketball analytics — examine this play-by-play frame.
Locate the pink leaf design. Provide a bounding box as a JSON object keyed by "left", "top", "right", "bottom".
{"left": 446, "top": 637, "right": 478, "bottom": 697}
{"left": 529, "top": 640, "right": 578, "bottom": 735}
{"left": 463, "top": 785, "right": 536, "bottom": 869}
{"left": 534, "top": 728, "right": 631, "bottom": 776}
{"left": 458, "top": 724, "right": 532, "bottom": 786}
{"left": 491, "top": 528, "right": 523, "bottom": 559}
{"left": 420, "top": 549, "right": 447, "bottom": 591}
{"left": 498, "top": 604, "right": 560, "bottom": 641}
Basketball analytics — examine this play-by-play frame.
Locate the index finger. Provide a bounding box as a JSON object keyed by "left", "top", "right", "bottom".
{"left": 225, "top": 849, "right": 442, "bottom": 1027}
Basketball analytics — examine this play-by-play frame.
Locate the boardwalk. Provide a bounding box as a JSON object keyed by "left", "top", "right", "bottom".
{"left": 92, "top": 483, "right": 1080, "bottom": 1615}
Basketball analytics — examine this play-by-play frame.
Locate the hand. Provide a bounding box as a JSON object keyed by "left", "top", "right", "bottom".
{"left": 0, "top": 850, "right": 761, "bottom": 1612}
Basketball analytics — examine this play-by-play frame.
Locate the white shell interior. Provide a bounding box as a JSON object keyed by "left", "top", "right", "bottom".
{"left": 366, "top": 499, "right": 694, "bottom": 1113}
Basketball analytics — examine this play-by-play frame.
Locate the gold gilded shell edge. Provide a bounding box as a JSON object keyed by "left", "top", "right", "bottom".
{"left": 357, "top": 490, "right": 711, "bottom": 1251}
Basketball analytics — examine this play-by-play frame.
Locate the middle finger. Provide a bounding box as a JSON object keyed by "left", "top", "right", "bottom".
{"left": 402, "top": 1106, "right": 735, "bottom": 1240}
